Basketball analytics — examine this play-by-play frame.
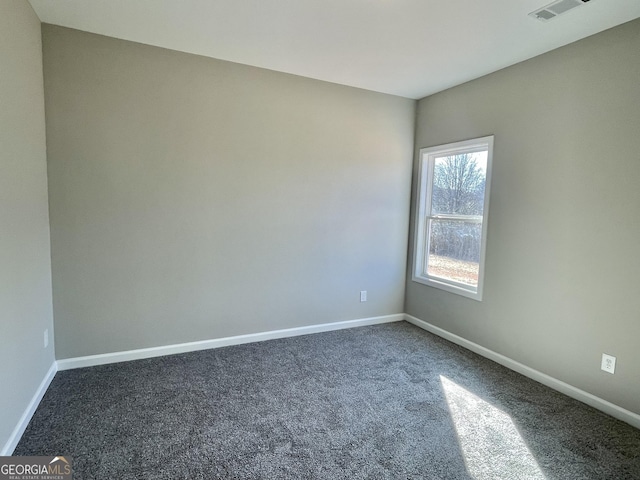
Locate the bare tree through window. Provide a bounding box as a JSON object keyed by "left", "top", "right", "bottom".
{"left": 428, "top": 152, "right": 487, "bottom": 285}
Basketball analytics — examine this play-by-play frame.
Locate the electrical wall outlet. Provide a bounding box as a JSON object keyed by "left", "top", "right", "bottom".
{"left": 360, "top": 290, "right": 367, "bottom": 302}
{"left": 601, "top": 353, "right": 616, "bottom": 374}
{"left": 44, "top": 329, "right": 49, "bottom": 348}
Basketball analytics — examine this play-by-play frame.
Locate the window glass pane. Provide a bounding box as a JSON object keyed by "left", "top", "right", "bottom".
{"left": 431, "top": 152, "right": 488, "bottom": 216}
{"left": 427, "top": 219, "right": 481, "bottom": 286}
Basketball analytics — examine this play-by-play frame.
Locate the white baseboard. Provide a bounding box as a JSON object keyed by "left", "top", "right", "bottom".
{"left": 1, "top": 362, "right": 57, "bottom": 456}
{"left": 57, "top": 314, "right": 405, "bottom": 371}
{"left": 10, "top": 313, "right": 635, "bottom": 457}
{"left": 404, "top": 314, "right": 640, "bottom": 430}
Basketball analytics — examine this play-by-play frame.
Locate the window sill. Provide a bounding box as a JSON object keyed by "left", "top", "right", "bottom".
{"left": 412, "top": 274, "right": 483, "bottom": 301}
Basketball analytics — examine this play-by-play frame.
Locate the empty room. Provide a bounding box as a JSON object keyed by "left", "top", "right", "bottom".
{"left": 2, "top": 0, "right": 640, "bottom": 478}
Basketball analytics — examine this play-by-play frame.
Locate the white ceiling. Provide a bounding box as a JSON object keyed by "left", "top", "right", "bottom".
{"left": 28, "top": 0, "right": 640, "bottom": 99}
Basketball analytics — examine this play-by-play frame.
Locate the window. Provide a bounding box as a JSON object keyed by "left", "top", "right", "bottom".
{"left": 412, "top": 136, "right": 493, "bottom": 301}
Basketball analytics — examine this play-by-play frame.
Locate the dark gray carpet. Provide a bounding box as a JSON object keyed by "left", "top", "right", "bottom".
{"left": 14, "top": 322, "right": 640, "bottom": 479}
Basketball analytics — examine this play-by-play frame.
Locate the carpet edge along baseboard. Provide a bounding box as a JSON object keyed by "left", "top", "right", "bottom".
{"left": 4, "top": 311, "right": 638, "bottom": 456}
{"left": 404, "top": 314, "right": 640, "bottom": 430}
{"left": 56, "top": 314, "right": 405, "bottom": 370}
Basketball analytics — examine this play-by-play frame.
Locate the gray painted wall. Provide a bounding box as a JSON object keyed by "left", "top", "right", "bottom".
{"left": 0, "top": 1, "right": 55, "bottom": 451}
{"left": 42, "top": 25, "right": 415, "bottom": 359}
{"left": 406, "top": 19, "right": 640, "bottom": 415}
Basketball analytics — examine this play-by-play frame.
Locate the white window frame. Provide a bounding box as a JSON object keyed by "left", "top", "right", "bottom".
{"left": 412, "top": 136, "right": 494, "bottom": 301}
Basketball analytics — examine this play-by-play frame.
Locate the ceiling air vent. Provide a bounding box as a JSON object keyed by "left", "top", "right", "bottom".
{"left": 529, "top": 0, "right": 591, "bottom": 22}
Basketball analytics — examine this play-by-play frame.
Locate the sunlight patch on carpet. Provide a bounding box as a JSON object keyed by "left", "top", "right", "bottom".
{"left": 440, "top": 375, "right": 546, "bottom": 480}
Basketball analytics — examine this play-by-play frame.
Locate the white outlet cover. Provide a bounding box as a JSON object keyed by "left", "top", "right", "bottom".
{"left": 44, "top": 329, "right": 49, "bottom": 348}
{"left": 601, "top": 353, "right": 616, "bottom": 374}
{"left": 360, "top": 291, "right": 367, "bottom": 302}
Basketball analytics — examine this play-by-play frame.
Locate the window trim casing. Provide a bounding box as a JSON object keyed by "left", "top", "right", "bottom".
{"left": 412, "top": 135, "right": 494, "bottom": 301}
